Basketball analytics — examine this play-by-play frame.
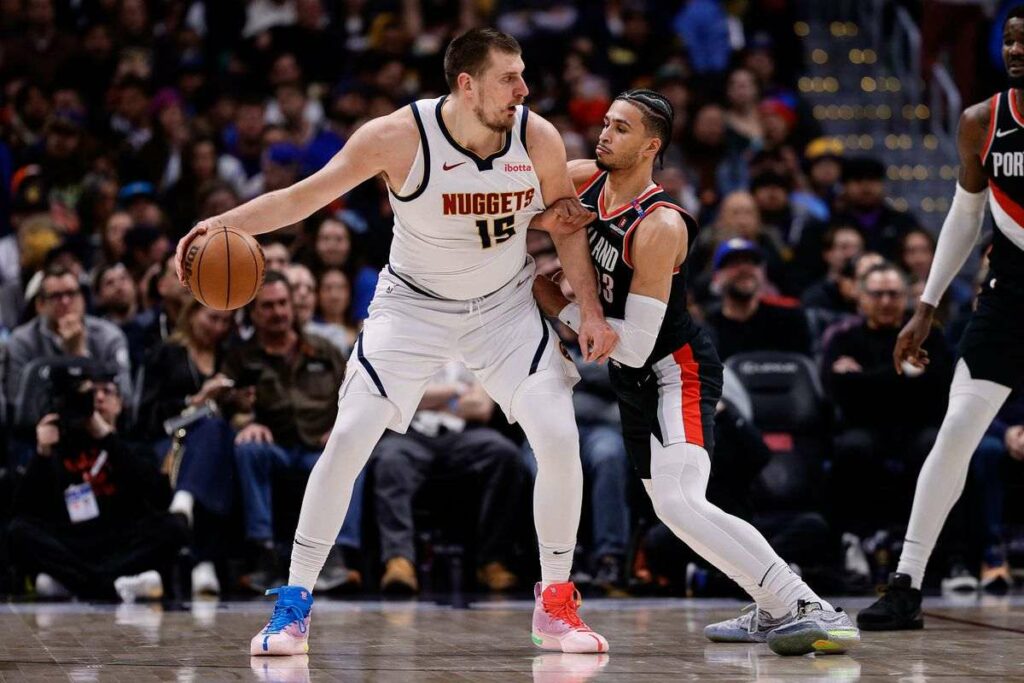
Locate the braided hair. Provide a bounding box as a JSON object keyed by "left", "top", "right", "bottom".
{"left": 614, "top": 89, "right": 675, "bottom": 168}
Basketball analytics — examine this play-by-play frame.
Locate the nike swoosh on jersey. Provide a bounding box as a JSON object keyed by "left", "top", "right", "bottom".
{"left": 442, "top": 161, "right": 468, "bottom": 171}
{"left": 996, "top": 128, "right": 1019, "bottom": 138}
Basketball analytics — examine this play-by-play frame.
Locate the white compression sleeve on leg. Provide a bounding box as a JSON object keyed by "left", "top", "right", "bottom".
{"left": 513, "top": 374, "right": 583, "bottom": 585}
{"left": 288, "top": 373, "right": 397, "bottom": 592}
{"left": 896, "top": 359, "right": 1011, "bottom": 588}
{"left": 648, "top": 438, "right": 832, "bottom": 616}
{"left": 920, "top": 184, "right": 988, "bottom": 306}
{"left": 558, "top": 294, "right": 667, "bottom": 367}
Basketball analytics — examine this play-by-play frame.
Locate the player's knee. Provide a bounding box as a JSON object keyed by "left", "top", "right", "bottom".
{"left": 528, "top": 418, "right": 579, "bottom": 460}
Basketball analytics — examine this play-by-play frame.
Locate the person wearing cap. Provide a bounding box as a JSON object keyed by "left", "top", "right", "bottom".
{"left": 241, "top": 142, "right": 302, "bottom": 201}
{"left": 5, "top": 265, "right": 133, "bottom": 410}
{"left": 833, "top": 156, "right": 920, "bottom": 261}
{"left": 804, "top": 137, "right": 844, "bottom": 212}
{"left": 703, "top": 237, "right": 812, "bottom": 361}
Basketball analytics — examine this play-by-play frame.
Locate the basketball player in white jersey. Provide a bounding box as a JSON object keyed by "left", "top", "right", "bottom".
{"left": 175, "top": 29, "right": 616, "bottom": 656}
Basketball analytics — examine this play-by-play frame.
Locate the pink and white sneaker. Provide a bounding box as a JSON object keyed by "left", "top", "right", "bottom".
{"left": 531, "top": 582, "right": 609, "bottom": 653}
{"left": 250, "top": 586, "right": 313, "bottom": 656}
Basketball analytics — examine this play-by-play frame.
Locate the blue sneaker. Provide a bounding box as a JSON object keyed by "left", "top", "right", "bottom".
{"left": 250, "top": 585, "right": 313, "bottom": 656}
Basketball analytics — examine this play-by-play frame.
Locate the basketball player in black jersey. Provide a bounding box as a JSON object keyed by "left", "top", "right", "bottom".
{"left": 858, "top": 8, "right": 1024, "bottom": 631}
{"left": 531, "top": 90, "right": 861, "bottom": 656}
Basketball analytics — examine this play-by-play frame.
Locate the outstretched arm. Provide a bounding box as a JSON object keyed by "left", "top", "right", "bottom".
{"left": 175, "top": 109, "right": 416, "bottom": 284}
{"left": 894, "top": 101, "right": 990, "bottom": 373}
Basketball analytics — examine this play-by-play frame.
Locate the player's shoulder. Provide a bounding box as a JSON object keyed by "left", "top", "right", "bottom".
{"left": 360, "top": 105, "right": 419, "bottom": 141}
{"left": 961, "top": 94, "right": 999, "bottom": 138}
{"left": 630, "top": 204, "right": 689, "bottom": 252}
{"left": 568, "top": 159, "right": 600, "bottom": 190}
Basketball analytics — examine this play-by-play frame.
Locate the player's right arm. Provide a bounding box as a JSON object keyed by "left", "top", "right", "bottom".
{"left": 894, "top": 101, "right": 991, "bottom": 374}
{"left": 175, "top": 109, "right": 417, "bottom": 284}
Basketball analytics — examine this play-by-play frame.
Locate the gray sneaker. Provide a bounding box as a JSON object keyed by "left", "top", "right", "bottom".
{"left": 704, "top": 603, "right": 796, "bottom": 643}
{"left": 767, "top": 600, "right": 861, "bottom": 656}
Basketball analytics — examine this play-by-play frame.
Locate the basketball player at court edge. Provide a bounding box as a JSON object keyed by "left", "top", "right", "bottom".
{"left": 174, "top": 29, "right": 619, "bottom": 655}
{"left": 857, "top": 8, "right": 1024, "bottom": 631}
{"left": 531, "top": 90, "right": 861, "bottom": 656}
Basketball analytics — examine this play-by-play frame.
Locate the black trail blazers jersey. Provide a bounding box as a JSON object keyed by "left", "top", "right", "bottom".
{"left": 577, "top": 170, "right": 701, "bottom": 365}
{"left": 980, "top": 89, "right": 1024, "bottom": 288}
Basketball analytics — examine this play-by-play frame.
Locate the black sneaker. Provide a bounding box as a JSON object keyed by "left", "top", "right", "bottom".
{"left": 314, "top": 546, "right": 362, "bottom": 593}
{"left": 241, "top": 543, "right": 283, "bottom": 594}
{"left": 856, "top": 573, "right": 924, "bottom": 631}
{"left": 592, "top": 555, "right": 625, "bottom": 592}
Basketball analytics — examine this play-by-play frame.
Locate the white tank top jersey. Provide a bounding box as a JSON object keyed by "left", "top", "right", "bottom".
{"left": 387, "top": 96, "right": 544, "bottom": 300}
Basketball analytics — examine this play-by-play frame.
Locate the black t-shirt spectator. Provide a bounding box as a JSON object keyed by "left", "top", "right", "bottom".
{"left": 704, "top": 298, "right": 813, "bottom": 361}
{"left": 822, "top": 317, "right": 954, "bottom": 429}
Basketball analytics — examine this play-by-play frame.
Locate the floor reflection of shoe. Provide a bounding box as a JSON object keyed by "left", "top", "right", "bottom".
{"left": 477, "top": 561, "right": 517, "bottom": 591}
{"left": 766, "top": 600, "right": 860, "bottom": 656}
{"left": 941, "top": 563, "right": 979, "bottom": 593}
{"left": 531, "top": 582, "right": 609, "bottom": 653}
{"left": 314, "top": 546, "right": 362, "bottom": 593}
{"left": 531, "top": 653, "right": 609, "bottom": 683}
{"left": 704, "top": 603, "right": 796, "bottom": 643}
{"left": 250, "top": 586, "right": 313, "bottom": 656}
{"left": 250, "top": 654, "right": 311, "bottom": 683}
{"left": 114, "top": 570, "right": 163, "bottom": 603}
{"left": 35, "top": 573, "right": 71, "bottom": 600}
{"left": 381, "top": 556, "right": 419, "bottom": 594}
{"left": 981, "top": 562, "right": 1014, "bottom": 594}
{"left": 192, "top": 561, "right": 221, "bottom": 597}
{"left": 856, "top": 572, "right": 923, "bottom": 631}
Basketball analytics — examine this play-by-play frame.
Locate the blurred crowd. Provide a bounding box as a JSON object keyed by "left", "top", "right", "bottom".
{"left": 1, "top": 0, "right": 1023, "bottom": 603}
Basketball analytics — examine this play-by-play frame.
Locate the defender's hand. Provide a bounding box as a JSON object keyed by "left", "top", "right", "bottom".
{"left": 531, "top": 197, "right": 595, "bottom": 234}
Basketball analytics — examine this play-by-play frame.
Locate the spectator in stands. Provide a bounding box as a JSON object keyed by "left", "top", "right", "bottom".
{"left": 315, "top": 266, "right": 358, "bottom": 357}
{"left": 371, "top": 362, "right": 526, "bottom": 594}
{"left": 724, "top": 67, "right": 764, "bottom": 150}
{"left": 284, "top": 263, "right": 349, "bottom": 356}
{"left": 682, "top": 103, "right": 749, "bottom": 215}
{"left": 703, "top": 238, "right": 813, "bottom": 360}
{"left": 6, "top": 266, "right": 132, "bottom": 410}
{"left": 262, "top": 240, "right": 292, "bottom": 274}
{"left": 803, "top": 137, "right": 845, "bottom": 220}
{"left": 801, "top": 226, "right": 865, "bottom": 315}
{"left": 92, "top": 262, "right": 138, "bottom": 326}
{"left": 899, "top": 227, "right": 974, "bottom": 311}
{"left": 4, "top": 0, "right": 76, "bottom": 87}
{"left": 823, "top": 263, "right": 954, "bottom": 539}
{"left": 138, "top": 297, "right": 237, "bottom": 596}
{"left": 224, "top": 272, "right": 356, "bottom": 594}
{"left": 7, "top": 362, "right": 188, "bottom": 602}
{"left": 833, "top": 157, "right": 919, "bottom": 261}
{"left": 123, "top": 255, "right": 189, "bottom": 370}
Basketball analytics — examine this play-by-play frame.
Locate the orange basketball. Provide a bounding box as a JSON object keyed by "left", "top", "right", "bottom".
{"left": 183, "top": 227, "right": 266, "bottom": 310}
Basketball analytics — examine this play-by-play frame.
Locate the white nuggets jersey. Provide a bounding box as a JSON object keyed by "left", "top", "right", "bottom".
{"left": 387, "top": 96, "right": 544, "bottom": 300}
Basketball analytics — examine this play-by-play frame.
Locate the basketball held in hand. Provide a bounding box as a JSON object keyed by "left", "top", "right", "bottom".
{"left": 183, "top": 227, "right": 266, "bottom": 310}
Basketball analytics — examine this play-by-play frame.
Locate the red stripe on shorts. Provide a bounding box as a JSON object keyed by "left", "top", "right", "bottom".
{"left": 672, "top": 344, "right": 705, "bottom": 447}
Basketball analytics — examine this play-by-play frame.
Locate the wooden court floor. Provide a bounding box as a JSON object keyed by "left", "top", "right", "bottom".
{"left": 2, "top": 594, "right": 1024, "bottom": 681}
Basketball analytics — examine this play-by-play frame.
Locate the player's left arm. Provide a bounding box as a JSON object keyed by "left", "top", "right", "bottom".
{"left": 542, "top": 208, "right": 686, "bottom": 368}
{"left": 527, "top": 112, "right": 616, "bottom": 362}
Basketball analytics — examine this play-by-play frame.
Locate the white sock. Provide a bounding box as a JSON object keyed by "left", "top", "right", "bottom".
{"left": 896, "top": 360, "right": 1010, "bottom": 589}
{"left": 287, "top": 373, "right": 396, "bottom": 593}
{"left": 514, "top": 375, "right": 583, "bottom": 586}
{"left": 289, "top": 532, "right": 334, "bottom": 593}
{"left": 169, "top": 490, "right": 194, "bottom": 527}
{"left": 648, "top": 440, "right": 830, "bottom": 618}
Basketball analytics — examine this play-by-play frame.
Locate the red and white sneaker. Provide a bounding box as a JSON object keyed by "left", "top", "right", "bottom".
{"left": 531, "top": 582, "right": 609, "bottom": 653}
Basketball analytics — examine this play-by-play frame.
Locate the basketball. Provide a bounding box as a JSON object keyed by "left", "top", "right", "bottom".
{"left": 183, "top": 227, "right": 266, "bottom": 311}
